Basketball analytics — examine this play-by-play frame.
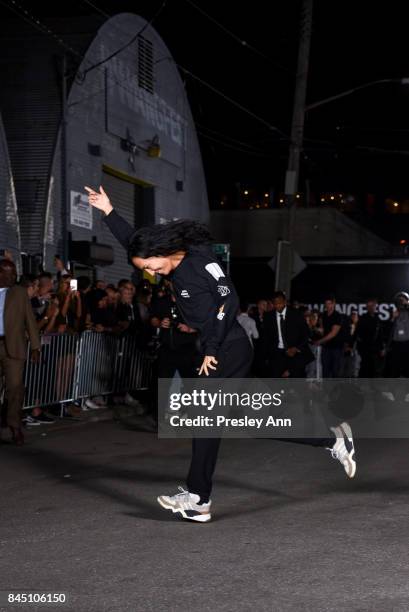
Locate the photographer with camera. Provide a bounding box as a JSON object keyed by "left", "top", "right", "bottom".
{"left": 150, "top": 280, "right": 199, "bottom": 375}
{"left": 384, "top": 291, "right": 409, "bottom": 378}
{"left": 149, "top": 281, "right": 199, "bottom": 421}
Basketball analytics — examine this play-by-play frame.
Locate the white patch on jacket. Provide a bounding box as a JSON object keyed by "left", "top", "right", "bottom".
{"left": 205, "top": 262, "right": 225, "bottom": 281}
{"left": 217, "top": 285, "right": 230, "bottom": 297}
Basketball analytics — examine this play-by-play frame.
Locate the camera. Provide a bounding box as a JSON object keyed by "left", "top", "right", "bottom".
{"left": 169, "top": 305, "right": 180, "bottom": 327}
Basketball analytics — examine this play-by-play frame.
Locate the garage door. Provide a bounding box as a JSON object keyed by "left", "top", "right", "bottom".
{"left": 99, "top": 171, "right": 137, "bottom": 284}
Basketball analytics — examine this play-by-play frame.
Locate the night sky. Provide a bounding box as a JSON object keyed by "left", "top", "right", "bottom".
{"left": 2, "top": 0, "right": 409, "bottom": 240}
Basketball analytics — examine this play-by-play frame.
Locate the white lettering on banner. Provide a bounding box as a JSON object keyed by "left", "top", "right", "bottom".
{"left": 104, "top": 46, "right": 187, "bottom": 148}
{"left": 307, "top": 303, "right": 396, "bottom": 321}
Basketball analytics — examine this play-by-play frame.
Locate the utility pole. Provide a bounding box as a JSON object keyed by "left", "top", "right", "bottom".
{"left": 275, "top": 0, "right": 313, "bottom": 296}
{"left": 61, "top": 54, "right": 69, "bottom": 266}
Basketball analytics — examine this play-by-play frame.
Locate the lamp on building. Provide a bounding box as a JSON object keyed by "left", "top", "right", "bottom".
{"left": 121, "top": 133, "right": 161, "bottom": 162}
{"left": 147, "top": 135, "right": 161, "bottom": 158}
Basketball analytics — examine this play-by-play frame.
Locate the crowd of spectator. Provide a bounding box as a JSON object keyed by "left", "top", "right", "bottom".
{"left": 243, "top": 293, "right": 405, "bottom": 381}
{"left": 17, "top": 257, "right": 159, "bottom": 425}
{"left": 13, "top": 253, "right": 409, "bottom": 428}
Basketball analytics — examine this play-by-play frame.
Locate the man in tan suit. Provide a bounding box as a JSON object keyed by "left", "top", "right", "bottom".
{"left": 0, "top": 259, "right": 40, "bottom": 445}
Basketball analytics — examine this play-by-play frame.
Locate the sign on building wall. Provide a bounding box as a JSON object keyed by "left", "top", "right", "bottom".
{"left": 306, "top": 303, "right": 395, "bottom": 321}
{"left": 70, "top": 191, "right": 93, "bottom": 230}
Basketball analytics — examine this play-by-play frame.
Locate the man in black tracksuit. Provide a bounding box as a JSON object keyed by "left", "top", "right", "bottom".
{"left": 85, "top": 187, "right": 253, "bottom": 521}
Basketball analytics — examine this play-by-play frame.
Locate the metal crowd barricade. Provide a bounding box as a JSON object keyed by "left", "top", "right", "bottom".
{"left": 24, "top": 333, "right": 79, "bottom": 410}
{"left": 114, "top": 335, "right": 154, "bottom": 393}
{"left": 23, "top": 331, "right": 154, "bottom": 411}
{"left": 74, "top": 331, "right": 119, "bottom": 401}
{"left": 306, "top": 344, "right": 323, "bottom": 382}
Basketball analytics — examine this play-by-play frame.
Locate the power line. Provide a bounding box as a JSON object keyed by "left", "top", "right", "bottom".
{"left": 196, "top": 130, "right": 276, "bottom": 158}
{"left": 77, "top": 0, "right": 289, "bottom": 137}
{"left": 355, "top": 145, "right": 409, "bottom": 156}
{"left": 1, "top": 0, "right": 84, "bottom": 59}
{"left": 178, "top": 63, "right": 288, "bottom": 137}
{"left": 183, "top": 0, "right": 290, "bottom": 73}
{"left": 2, "top": 0, "right": 173, "bottom": 122}
{"left": 4, "top": 0, "right": 289, "bottom": 150}
{"left": 196, "top": 123, "right": 283, "bottom": 153}
{"left": 80, "top": 0, "right": 168, "bottom": 77}
{"left": 306, "top": 78, "right": 406, "bottom": 112}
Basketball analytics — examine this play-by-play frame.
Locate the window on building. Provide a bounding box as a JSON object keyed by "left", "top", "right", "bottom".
{"left": 138, "top": 35, "right": 154, "bottom": 94}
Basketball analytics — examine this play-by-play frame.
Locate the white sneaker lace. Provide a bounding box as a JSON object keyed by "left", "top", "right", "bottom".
{"left": 330, "top": 448, "right": 339, "bottom": 460}
{"left": 172, "top": 486, "right": 193, "bottom": 504}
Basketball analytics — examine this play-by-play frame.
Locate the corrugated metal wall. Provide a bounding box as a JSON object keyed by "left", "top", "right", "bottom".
{"left": 43, "top": 13, "right": 208, "bottom": 280}
{"left": 99, "top": 171, "right": 137, "bottom": 283}
{"left": 0, "top": 14, "right": 209, "bottom": 278}
{"left": 0, "top": 113, "right": 21, "bottom": 270}
{"left": 0, "top": 38, "right": 61, "bottom": 256}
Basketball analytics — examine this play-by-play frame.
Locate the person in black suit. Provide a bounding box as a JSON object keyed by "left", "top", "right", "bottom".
{"left": 263, "top": 292, "right": 357, "bottom": 478}
{"left": 263, "top": 292, "right": 314, "bottom": 378}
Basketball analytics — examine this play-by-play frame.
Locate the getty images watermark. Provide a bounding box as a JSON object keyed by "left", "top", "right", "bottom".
{"left": 158, "top": 378, "right": 409, "bottom": 438}
{"left": 167, "top": 389, "right": 290, "bottom": 430}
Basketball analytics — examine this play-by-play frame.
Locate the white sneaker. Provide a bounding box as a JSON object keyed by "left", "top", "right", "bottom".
{"left": 84, "top": 398, "right": 104, "bottom": 410}
{"left": 381, "top": 391, "right": 395, "bottom": 402}
{"left": 157, "top": 486, "right": 212, "bottom": 522}
{"left": 328, "top": 422, "right": 356, "bottom": 478}
{"left": 124, "top": 393, "right": 146, "bottom": 415}
{"left": 22, "top": 415, "right": 41, "bottom": 426}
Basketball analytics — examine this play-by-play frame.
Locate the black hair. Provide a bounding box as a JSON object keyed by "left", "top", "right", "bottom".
{"left": 89, "top": 289, "right": 107, "bottom": 310}
{"left": 0, "top": 258, "right": 16, "bottom": 271}
{"left": 324, "top": 294, "right": 336, "bottom": 302}
{"left": 77, "top": 276, "right": 91, "bottom": 292}
{"left": 19, "top": 274, "right": 37, "bottom": 286}
{"left": 118, "top": 278, "right": 131, "bottom": 289}
{"left": 272, "top": 291, "right": 287, "bottom": 300}
{"left": 128, "top": 219, "right": 213, "bottom": 259}
{"left": 39, "top": 271, "right": 52, "bottom": 280}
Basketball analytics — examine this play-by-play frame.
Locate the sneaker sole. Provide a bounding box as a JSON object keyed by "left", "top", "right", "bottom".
{"left": 157, "top": 497, "right": 211, "bottom": 522}
{"left": 339, "top": 422, "right": 356, "bottom": 479}
{"left": 342, "top": 454, "right": 356, "bottom": 478}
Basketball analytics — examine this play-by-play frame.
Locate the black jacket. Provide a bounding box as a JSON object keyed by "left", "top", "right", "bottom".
{"left": 103, "top": 209, "right": 246, "bottom": 355}
{"left": 263, "top": 307, "right": 314, "bottom": 365}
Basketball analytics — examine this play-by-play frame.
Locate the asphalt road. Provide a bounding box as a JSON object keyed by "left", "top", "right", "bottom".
{"left": 1, "top": 420, "right": 409, "bottom": 612}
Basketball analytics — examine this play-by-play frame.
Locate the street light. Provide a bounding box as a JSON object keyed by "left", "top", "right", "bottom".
{"left": 305, "top": 77, "right": 409, "bottom": 112}
{"left": 286, "top": 76, "right": 409, "bottom": 205}
{"left": 279, "top": 71, "right": 409, "bottom": 296}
